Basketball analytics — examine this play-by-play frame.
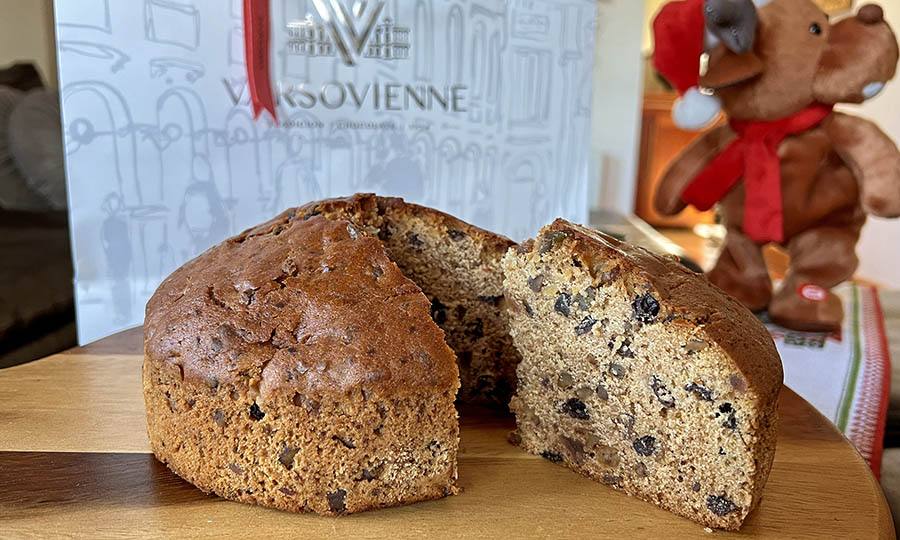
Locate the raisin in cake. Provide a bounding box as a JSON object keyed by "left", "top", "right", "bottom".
{"left": 502, "top": 219, "right": 782, "bottom": 530}
{"left": 295, "top": 194, "right": 521, "bottom": 407}
{"left": 143, "top": 214, "right": 460, "bottom": 515}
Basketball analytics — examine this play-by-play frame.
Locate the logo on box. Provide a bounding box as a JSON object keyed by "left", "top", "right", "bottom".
{"left": 288, "top": 1, "right": 410, "bottom": 66}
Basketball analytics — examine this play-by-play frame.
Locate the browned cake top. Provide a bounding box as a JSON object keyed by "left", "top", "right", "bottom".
{"left": 144, "top": 213, "right": 459, "bottom": 398}
{"left": 531, "top": 219, "right": 783, "bottom": 402}
{"left": 298, "top": 193, "right": 517, "bottom": 256}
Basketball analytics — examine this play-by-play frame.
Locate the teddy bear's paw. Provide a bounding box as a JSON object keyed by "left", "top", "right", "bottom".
{"left": 862, "top": 189, "right": 900, "bottom": 218}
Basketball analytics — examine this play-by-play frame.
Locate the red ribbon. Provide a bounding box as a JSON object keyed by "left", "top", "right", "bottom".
{"left": 681, "top": 103, "right": 834, "bottom": 244}
{"left": 243, "top": 0, "right": 278, "bottom": 123}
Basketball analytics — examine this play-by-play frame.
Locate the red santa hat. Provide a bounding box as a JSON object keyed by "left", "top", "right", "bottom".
{"left": 652, "top": 0, "right": 722, "bottom": 130}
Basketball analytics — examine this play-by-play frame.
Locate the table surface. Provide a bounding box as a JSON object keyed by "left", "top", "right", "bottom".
{"left": 0, "top": 328, "right": 894, "bottom": 539}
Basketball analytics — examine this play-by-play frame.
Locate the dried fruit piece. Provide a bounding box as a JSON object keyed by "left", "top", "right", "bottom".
{"left": 558, "top": 372, "right": 575, "bottom": 388}
{"left": 327, "top": 489, "right": 347, "bottom": 513}
{"left": 407, "top": 232, "right": 424, "bottom": 248}
{"left": 596, "top": 382, "right": 609, "bottom": 400}
{"left": 602, "top": 474, "right": 623, "bottom": 487}
{"left": 540, "top": 450, "right": 564, "bottom": 463}
{"left": 447, "top": 229, "right": 467, "bottom": 241}
{"left": 632, "top": 293, "right": 660, "bottom": 323}
{"left": 528, "top": 275, "right": 545, "bottom": 292}
{"left": 650, "top": 376, "right": 676, "bottom": 408}
{"left": 249, "top": 403, "right": 265, "bottom": 420}
{"left": 555, "top": 294, "right": 573, "bottom": 317}
{"left": 575, "top": 316, "right": 598, "bottom": 336}
{"left": 574, "top": 288, "right": 596, "bottom": 310}
{"left": 560, "top": 398, "right": 589, "bottom": 420}
{"left": 560, "top": 436, "right": 586, "bottom": 461}
{"left": 706, "top": 495, "right": 739, "bottom": 517}
{"left": 609, "top": 363, "right": 627, "bottom": 378}
{"left": 616, "top": 339, "right": 635, "bottom": 359}
{"left": 523, "top": 301, "right": 534, "bottom": 318}
{"left": 685, "top": 382, "right": 714, "bottom": 401}
{"left": 278, "top": 445, "right": 299, "bottom": 469}
{"left": 719, "top": 403, "right": 738, "bottom": 430}
{"left": 538, "top": 231, "right": 568, "bottom": 254}
{"left": 633, "top": 435, "right": 657, "bottom": 456}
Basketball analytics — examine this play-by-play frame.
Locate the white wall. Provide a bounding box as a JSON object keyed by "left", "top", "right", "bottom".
{"left": 0, "top": 0, "right": 57, "bottom": 87}
{"left": 589, "top": 0, "right": 646, "bottom": 213}
{"left": 843, "top": 0, "right": 900, "bottom": 289}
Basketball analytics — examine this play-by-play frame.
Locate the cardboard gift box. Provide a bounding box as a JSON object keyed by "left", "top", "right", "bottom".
{"left": 55, "top": 0, "right": 598, "bottom": 343}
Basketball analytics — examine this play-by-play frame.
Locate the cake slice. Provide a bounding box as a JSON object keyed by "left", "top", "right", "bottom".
{"left": 297, "top": 194, "right": 521, "bottom": 407}
{"left": 502, "top": 219, "right": 782, "bottom": 530}
{"left": 143, "top": 214, "right": 460, "bottom": 515}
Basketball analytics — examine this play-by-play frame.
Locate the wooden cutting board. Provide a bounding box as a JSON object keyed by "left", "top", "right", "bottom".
{"left": 0, "top": 328, "right": 894, "bottom": 539}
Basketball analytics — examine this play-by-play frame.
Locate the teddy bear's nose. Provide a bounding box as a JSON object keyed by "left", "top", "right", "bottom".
{"left": 857, "top": 4, "right": 885, "bottom": 25}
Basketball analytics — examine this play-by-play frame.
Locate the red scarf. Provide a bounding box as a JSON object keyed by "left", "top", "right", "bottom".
{"left": 681, "top": 103, "right": 834, "bottom": 244}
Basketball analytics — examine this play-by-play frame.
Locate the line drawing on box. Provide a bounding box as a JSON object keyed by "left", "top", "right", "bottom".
{"left": 412, "top": 0, "right": 434, "bottom": 81}
{"left": 58, "top": 42, "right": 131, "bottom": 73}
{"left": 57, "top": 0, "right": 112, "bottom": 33}
{"left": 222, "top": 108, "right": 261, "bottom": 217}
{"left": 144, "top": 0, "right": 201, "bottom": 51}
{"left": 271, "top": 114, "right": 325, "bottom": 212}
{"left": 229, "top": 26, "right": 247, "bottom": 66}
{"left": 364, "top": 120, "right": 426, "bottom": 201}
{"left": 508, "top": 47, "right": 552, "bottom": 128}
{"left": 468, "top": 4, "right": 506, "bottom": 127}
{"left": 63, "top": 81, "right": 142, "bottom": 204}
{"left": 446, "top": 5, "right": 464, "bottom": 84}
{"left": 100, "top": 193, "right": 133, "bottom": 325}
{"left": 63, "top": 81, "right": 144, "bottom": 325}
{"left": 149, "top": 58, "right": 206, "bottom": 84}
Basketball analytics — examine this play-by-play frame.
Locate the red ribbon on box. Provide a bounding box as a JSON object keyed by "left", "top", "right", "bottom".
{"left": 243, "top": 0, "right": 278, "bottom": 123}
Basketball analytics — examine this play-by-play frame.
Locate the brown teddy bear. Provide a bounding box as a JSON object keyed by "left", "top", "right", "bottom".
{"left": 652, "top": 0, "right": 900, "bottom": 332}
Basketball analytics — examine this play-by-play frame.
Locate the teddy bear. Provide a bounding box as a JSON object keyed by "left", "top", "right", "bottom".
{"left": 652, "top": 0, "right": 900, "bottom": 332}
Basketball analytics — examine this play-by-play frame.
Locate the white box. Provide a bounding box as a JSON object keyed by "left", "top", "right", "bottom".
{"left": 55, "top": 0, "right": 599, "bottom": 343}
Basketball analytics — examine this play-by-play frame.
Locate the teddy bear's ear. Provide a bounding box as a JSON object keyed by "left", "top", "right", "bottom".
{"left": 699, "top": 44, "right": 764, "bottom": 90}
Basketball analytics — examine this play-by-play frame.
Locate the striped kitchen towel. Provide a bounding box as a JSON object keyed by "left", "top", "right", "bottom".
{"left": 761, "top": 283, "right": 891, "bottom": 478}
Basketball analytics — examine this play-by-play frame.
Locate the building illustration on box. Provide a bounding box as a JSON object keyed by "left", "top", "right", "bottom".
{"left": 55, "top": 0, "right": 597, "bottom": 343}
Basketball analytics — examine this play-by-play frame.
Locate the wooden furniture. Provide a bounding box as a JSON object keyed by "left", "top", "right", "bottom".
{"left": 0, "top": 328, "right": 894, "bottom": 539}
{"left": 634, "top": 92, "right": 718, "bottom": 228}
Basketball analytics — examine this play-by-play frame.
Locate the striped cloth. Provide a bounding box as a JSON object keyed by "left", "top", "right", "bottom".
{"left": 761, "top": 284, "right": 891, "bottom": 478}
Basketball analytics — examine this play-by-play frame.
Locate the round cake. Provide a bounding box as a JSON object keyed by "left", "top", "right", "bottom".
{"left": 143, "top": 213, "right": 460, "bottom": 514}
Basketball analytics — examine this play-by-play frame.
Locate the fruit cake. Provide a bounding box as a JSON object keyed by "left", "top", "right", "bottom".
{"left": 502, "top": 219, "right": 783, "bottom": 530}
{"left": 143, "top": 214, "right": 460, "bottom": 515}
{"left": 295, "top": 194, "right": 521, "bottom": 407}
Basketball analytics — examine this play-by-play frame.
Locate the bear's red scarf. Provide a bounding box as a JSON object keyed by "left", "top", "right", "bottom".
{"left": 681, "top": 103, "right": 834, "bottom": 244}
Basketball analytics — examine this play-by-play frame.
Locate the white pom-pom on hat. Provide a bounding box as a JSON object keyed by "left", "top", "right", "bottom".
{"left": 672, "top": 87, "right": 722, "bottom": 131}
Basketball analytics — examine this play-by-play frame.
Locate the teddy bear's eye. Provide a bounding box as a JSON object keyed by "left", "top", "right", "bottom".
{"left": 810, "top": 22, "right": 822, "bottom": 35}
